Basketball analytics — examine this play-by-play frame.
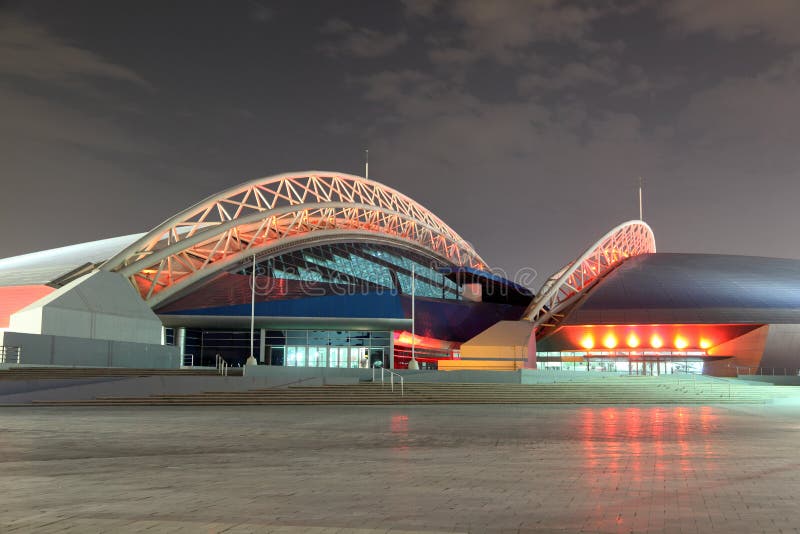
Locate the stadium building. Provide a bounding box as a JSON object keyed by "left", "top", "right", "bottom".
{"left": 1, "top": 170, "right": 800, "bottom": 376}
{"left": 508, "top": 222, "right": 800, "bottom": 376}
{"left": 0, "top": 172, "right": 531, "bottom": 370}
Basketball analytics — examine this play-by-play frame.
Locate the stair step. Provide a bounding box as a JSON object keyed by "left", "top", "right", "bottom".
{"left": 12, "top": 373, "right": 800, "bottom": 406}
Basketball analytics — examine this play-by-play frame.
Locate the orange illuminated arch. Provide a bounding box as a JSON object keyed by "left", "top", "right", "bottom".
{"left": 524, "top": 220, "right": 656, "bottom": 329}
{"left": 103, "top": 171, "right": 486, "bottom": 305}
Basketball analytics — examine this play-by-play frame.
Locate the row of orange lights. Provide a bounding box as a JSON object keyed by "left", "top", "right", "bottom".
{"left": 579, "top": 332, "right": 713, "bottom": 350}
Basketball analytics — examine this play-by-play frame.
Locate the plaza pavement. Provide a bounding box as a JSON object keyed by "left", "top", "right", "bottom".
{"left": 2, "top": 403, "right": 800, "bottom": 533}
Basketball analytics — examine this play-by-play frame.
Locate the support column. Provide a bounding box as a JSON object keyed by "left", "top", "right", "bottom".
{"left": 259, "top": 328, "right": 266, "bottom": 364}
{"left": 526, "top": 328, "right": 537, "bottom": 369}
{"left": 176, "top": 327, "right": 186, "bottom": 358}
{"left": 389, "top": 331, "right": 395, "bottom": 369}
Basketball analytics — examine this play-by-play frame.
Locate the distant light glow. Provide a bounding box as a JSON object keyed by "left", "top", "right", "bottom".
{"left": 602, "top": 333, "right": 618, "bottom": 349}
{"left": 580, "top": 334, "right": 595, "bottom": 350}
{"left": 674, "top": 335, "right": 689, "bottom": 349}
{"left": 699, "top": 338, "right": 712, "bottom": 349}
{"left": 626, "top": 333, "right": 640, "bottom": 348}
{"left": 650, "top": 334, "right": 663, "bottom": 349}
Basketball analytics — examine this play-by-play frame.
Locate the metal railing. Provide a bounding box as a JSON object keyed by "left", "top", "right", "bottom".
{"left": 216, "top": 355, "right": 229, "bottom": 376}
{"left": 181, "top": 354, "right": 194, "bottom": 367}
{"left": 677, "top": 374, "right": 732, "bottom": 399}
{"left": 0, "top": 346, "right": 21, "bottom": 365}
{"left": 733, "top": 366, "right": 800, "bottom": 376}
{"left": 372, "top": 366, "right": 404, "bottom": 396}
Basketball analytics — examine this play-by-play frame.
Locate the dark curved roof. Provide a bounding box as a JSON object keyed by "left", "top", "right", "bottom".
{"left": 563, "top": 253, "right": 800, "bottom": 325}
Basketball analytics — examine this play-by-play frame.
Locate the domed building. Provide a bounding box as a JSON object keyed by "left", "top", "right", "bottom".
{"left": 0, "top": 171, "right": 531, "bottom": 369}
{"left": 456, "top": 221, "right": 800, "bottom": 376}
{"left": 3, "top": 172, "right": 800, "bottom": 376}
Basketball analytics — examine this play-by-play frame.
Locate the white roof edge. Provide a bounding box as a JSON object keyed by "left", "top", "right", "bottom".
{"left": 0, "top": 233, "right": 146, "bottom": 287}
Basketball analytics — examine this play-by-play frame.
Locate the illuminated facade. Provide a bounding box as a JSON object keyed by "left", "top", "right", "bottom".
{"left": 0, "top": 171, "right": 530, "bottom": 369}
{"left": 3, "top": 171, "right": 800, "bottom": 375}
{"left": 102, "top": 172, "right": 487, "bottom": 306}
{"left": 529, "top": 249, "right": 800, "bottom": 376}
{"left": 124, "top": 172, "right": 531, "bottom": 368}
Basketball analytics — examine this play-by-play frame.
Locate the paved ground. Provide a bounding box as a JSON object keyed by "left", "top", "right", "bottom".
{"left": 2, "top": 404, "right": 800, "bottom": 533}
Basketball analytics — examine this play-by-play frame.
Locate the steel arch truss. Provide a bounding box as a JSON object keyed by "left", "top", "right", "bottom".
{"left": 102, "top": 171, "right": 486, "bottom": 306}
{"left": 523, "top": 220, "right": 656, "bottom": 329}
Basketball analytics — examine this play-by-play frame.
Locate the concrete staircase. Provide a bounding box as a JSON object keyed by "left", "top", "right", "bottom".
{"left": 28, "top": 375, "right": 800, "bottom": 406}
{"left": 0, "top": 367, "right": 240, "bottom": 380}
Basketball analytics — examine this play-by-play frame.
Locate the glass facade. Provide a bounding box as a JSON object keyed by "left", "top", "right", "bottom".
{"left": 181, "top": 329, "right": 261, "bottom": 367}
{"left": 265, "top": 329, "right": 390, "bottom": 368}
{"left": 537, "top": 351, "right": 706, "bottom": 375}
{"left": 174, "top": 328, "right": 391, "bottom": 368}
{"left": 243, "top": 242, "right": 459, "bottom": 299}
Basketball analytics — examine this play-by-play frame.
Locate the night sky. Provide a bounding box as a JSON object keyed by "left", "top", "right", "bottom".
{"left": 2, "top": 1, "right": 800, "bottom": 287}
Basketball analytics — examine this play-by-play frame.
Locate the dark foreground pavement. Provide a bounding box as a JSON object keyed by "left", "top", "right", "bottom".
{"left": 2, "top": 403, "right": 800, "bottom": 533}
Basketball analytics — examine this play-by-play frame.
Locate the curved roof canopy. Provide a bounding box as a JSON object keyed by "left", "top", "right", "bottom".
{"left": 523, "top": 220, "right": 656, "bottom": 328}
{"left": 103, "top": 171, "right": 486, "bottom": 306}
{"left": 562, "top": 253, "right": 800, "bottom": 325}
{"left": 0, "top": 233, "right": 144, "bottom": 288}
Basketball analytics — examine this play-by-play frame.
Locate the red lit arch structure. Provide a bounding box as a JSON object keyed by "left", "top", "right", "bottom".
{"left": 103, "top": 171, "right": 486, "bottom": 306}
{"left": 523, "top": 220, "right": 656, "bottom": 331}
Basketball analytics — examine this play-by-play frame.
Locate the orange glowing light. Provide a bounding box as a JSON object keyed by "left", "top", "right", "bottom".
{"left": 650, "top": 334, "right": 663, "bottom": 349}
{"left": 626, "top": 333, "right": 640, "bottom": 348}
{"left": 674, "top": 336, "right": 689, "bottom": 349}
{"left": 699, "top": 338, "right": 712, "bottom": 349}
{"left": 580, "top": 334, "right": 595, "bottom": 350}
{"left": 602, "top": 333, "right": 618, "bottom": 349}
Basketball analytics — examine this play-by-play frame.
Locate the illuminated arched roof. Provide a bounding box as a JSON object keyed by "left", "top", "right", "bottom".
{"left": 103, "top": 171, "right": 486, "bottom": 306}
{"left": 523, "top": 220, "right": 656, "bottom": 329}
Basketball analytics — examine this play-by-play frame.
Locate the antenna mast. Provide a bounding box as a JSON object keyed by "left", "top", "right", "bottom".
{"left": 365, "top": 149, "right": 369, "bottom": 180}
{"left": 638, "top": 176, "right": 643, "bottom": 221}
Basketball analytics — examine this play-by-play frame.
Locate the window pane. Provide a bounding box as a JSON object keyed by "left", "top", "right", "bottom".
{"left": 308, "top": 346, "right": 324, "bottom": 367}
{"left": 287, "top": 346, "right": 306, "bottom": 367}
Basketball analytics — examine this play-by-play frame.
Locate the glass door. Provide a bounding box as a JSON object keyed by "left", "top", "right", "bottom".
{"left": 308, "top": 346, "right": 325, "bottom": 367}
{"left": 350, "top": 347, "right": 367, "bottom": 368}
{"left": 329, "top": 347, "right": 349, "bottom": 368}
{"left": 369, "top": 348, "right": 385, "bottom": 368}
{"left": 286, "top": 346, "right": 306, "bottom": 367}
{"left": 270, "top": 346, "right": 285, "bottom": 366}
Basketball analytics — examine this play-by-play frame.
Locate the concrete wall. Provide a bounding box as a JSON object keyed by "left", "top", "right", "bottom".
{"left": 706, "top": 325, "right": 769, "bottom": 376}
{"left": 0, "top": 331, "right": 179, "bottom": 369}
{"left": 243, "top": 366, "right": 616, "bottom": 384}
{"left": 443, "top": 320, "right": 534, "bottom": 371}
{"left": 760, "top": 324, "right": 800, "bottom": 371}
{"left": 242, "top": 365, "right": 372, "bottom": 385}
{"left": 737, "top": 375, "right": 800, "bottom": 386}
{"left": 9, "top": 270, "right": 163, "bottom": 344}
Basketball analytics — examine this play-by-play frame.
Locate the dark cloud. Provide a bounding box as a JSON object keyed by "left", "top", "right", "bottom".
{"left": 2, "top": 1, "right": 800, "bottom": 286}
{"left": 248, "top": 1, "right": 273, "bottom": 23}
{"left": 517, "top": 59, "right": 617, "bottom": 93}
{"left": 0, "top": 15, "right": 155, "bottom": 159}
{"left": 320, "top": 18, "right": 408, "bottom": 58}
{"left": 0, "top": 14, "right": 150, "bottom": 88}
{"left": 401, "top": 0, "right": 440, "bottom": 18}
{"left": 662, "top": 0, "right": 800, "bottom": 44}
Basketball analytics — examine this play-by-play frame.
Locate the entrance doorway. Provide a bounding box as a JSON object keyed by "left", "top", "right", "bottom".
{"left": 270, "top": 346, "right": 285, "bottom": 366}
{"left": 328, "top": 347, "right": 350, "bottom": 368}
{"left": 369, "top": 348, "right": 385, "bottom": 368}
